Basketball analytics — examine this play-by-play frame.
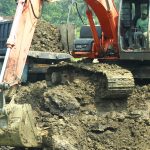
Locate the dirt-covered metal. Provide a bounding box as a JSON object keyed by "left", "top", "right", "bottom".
{"left": 0, "top": 103, "right": 42, "bottom": 147}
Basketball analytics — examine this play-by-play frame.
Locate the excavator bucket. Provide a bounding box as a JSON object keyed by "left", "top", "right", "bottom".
{"left": 0, "top": 103, "right": 42, "bottom": 147}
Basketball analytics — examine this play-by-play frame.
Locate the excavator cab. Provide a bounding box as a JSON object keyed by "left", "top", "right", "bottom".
{"left": 73, "top": 25, "right": 102, "bottom": 53}
{"left": 119, "top": 0, "right": 150, "bottom": 59}
{"left": 118, "top": 0, "right": 150, "bottom": 79}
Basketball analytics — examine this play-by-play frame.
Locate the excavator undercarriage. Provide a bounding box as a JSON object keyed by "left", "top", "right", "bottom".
{"left": 46, "top": 63, "right": 135, "bottom": 100}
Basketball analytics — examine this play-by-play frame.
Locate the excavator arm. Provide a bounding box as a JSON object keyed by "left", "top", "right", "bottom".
{"left": 86, "top": 0, "right": 118, "bottom": 50}
{"left": 72, "top": 0, "right": 119, "bottom": 58}
{"left": 1, "top": 0, "right": 43, "bottom": 86}
{"left": 85, "top": 0, "right": 118, "bottom": 43}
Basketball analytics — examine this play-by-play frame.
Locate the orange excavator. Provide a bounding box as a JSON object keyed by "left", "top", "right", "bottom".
{"left": 0, "top": 0, "right": 149, "bottom": 148}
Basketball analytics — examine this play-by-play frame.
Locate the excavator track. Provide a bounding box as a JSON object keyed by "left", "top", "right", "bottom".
{"left": 46, "top": 63, "right": 135, "bottom": 100}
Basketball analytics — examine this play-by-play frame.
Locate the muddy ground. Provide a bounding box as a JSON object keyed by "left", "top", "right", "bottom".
{"left": 3, "top": 76, "right": 150, "bottom": 150}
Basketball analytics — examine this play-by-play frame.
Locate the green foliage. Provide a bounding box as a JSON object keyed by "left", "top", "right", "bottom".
{"left": 0, "top": 0, "right": 87, "bottom": 27}
{"left": 0, "top": 0, "right": 16, "bottom": 16}
{"left": 0, "top": 0, "right": 120, "bottom": 27}
{"left": 42, "top": 0, "right": 87, "bottom": 27}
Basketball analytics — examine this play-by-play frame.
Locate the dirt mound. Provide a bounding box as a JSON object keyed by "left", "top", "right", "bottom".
{"left": 5, "top": 79, "right": 150, "bottom": 150}
{"left": 30, "top": 20, "right": 67, "bottom": 53}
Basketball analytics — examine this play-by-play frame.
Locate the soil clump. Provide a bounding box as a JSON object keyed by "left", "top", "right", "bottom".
{"left": 30, "top": 20, "right": 67, "bottom": 53}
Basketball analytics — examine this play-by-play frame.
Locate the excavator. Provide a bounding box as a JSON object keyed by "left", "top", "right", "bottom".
{"left": 0, "top": 0, "right": 149, "bottom": 148}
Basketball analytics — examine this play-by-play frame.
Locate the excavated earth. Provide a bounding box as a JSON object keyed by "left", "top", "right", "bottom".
{"left": 3, "top": 77, "right": 150, "bottom": 150}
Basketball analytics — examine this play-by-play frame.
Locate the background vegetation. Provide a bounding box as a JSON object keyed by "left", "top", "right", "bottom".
{"left": 0, "top": 0, "right": 119, "bottom": 27}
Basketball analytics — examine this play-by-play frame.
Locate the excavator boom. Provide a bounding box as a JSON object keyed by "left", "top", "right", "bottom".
{"left": 1, "top": 0, "right": 43, "bottom": 86}
{"left": 85, "top": 0, "right": 118, "bottom": 41}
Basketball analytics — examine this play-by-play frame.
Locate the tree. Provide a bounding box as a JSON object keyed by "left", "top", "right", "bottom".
{"left": 42, "top": 0, "right": 87, "bottom": 27}
{"left": 0, "top": 0, "right": 120, "bottom": 27}
{"left": 0, "top": 0, "right": 16, "bottom": 16}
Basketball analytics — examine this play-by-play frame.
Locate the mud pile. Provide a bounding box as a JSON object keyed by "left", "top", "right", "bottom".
{"left": 5, "top": 77, "right": 150, "bottom": 149}
{"left": 30, "top": 20, "right": 66, "bottom": 53}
